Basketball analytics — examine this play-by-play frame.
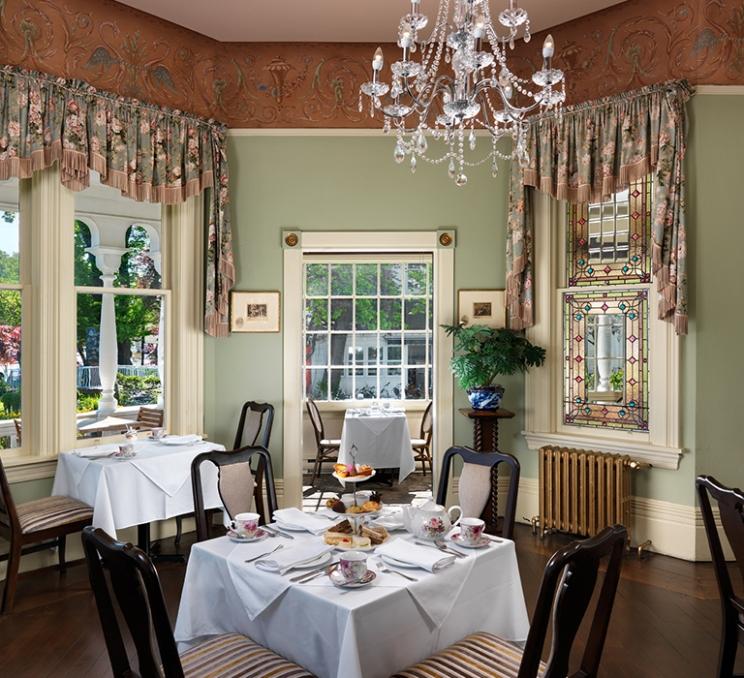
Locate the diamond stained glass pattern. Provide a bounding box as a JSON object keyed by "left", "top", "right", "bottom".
{"left": 567, "top": 178, "right": 652, "bottom": 286}
{"left": 563, "top": 290, "right": 649, "bottom": 431}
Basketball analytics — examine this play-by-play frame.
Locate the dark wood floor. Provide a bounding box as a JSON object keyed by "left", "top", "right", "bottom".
{"left": 0, "top": 524, "right": 740, "bottom": 678}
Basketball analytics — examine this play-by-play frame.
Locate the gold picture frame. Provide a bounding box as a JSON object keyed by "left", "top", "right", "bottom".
{"left": 230, "top": 291, "right": 281, "bottom": 333}
{"left": 458, "top": 289, "right": 506, "bottom": 328}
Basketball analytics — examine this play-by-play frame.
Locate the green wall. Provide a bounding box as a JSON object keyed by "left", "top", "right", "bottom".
{"left": 205, "top": 94, "right": 743, "bottom": 507}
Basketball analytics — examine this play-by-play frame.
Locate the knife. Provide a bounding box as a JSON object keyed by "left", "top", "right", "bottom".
{"left": 263, "top": 524, "right": 295, "bottom": 540}
{"left": 293, "top": 562, "right": 339, "bottom": 584}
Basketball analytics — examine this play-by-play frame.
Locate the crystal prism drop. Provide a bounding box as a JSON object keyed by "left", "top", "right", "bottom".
{"left": 410, "top": 155, "right": 417, "bottom": 173}
{"left": 448, "top": 158, "right": 456, "bottom": 179}
{"left": 469, "top": 130, "right": 476, "bottom": 151}
{"left": 394, "top": 144, "right": 406, "bottom": 164}
{"left": 455, "top": 173, "right": 468, "bottom": 187}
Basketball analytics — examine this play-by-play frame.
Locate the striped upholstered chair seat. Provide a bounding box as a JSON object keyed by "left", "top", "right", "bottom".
{"left": 179, "top": 633, "right": 314, "bottom": 677}
{"left": 17, "top": 495, "right": 94, "bottom": 534}
{"left": 393, "top": 632, "right": 546, "bottom": 678}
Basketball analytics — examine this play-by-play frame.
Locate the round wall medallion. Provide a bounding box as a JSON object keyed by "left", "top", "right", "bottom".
{"left": 284, "top": 233, "right": 299, "bottom": 247}
{"left": 439, "top": 233, "right": 453, "bottom": 247}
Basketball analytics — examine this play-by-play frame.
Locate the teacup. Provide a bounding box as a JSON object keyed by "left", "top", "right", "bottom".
{"left": 339, "top": 551, "right": 367, "bottom": 582}
{"left": 231, "top": 512, "right": 260, "bottom": 538}
{"left": 150, "top": 427, "right": 165, "bottom": 441}
{"left": 117, "top": 443, "right": 135, "bottom": 458}
{"left": 459, "top": 517, "right": 486, "bottom": 545}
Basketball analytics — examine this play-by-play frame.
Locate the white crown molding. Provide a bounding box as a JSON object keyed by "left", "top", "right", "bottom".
{"left": 695, "top": 85, "right": 744, "bottom": 96}
{"left": 228, "top": 128, "right": 386, "bottom": 137}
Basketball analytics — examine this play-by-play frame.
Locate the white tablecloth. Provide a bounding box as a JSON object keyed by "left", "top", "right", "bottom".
{"left": 52, "top": 439, "right": 225, "bottom": 538}
{"left": 174, "top": 531, "right": 529, "bottom": 678}
{"left": 339, "top": 411, "right": 416, "bottom": 482}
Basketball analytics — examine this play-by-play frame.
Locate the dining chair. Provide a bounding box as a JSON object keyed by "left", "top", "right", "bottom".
{"left": 13, "top": 418, "right": 21, "bottom": 446}
{"left": 436, "top": 445, "right": 520, "bottom": 540}
{"left": 696, "top": 475, "right": 744, "bottom": 678}
{"left": 0, "top": 457, "right": 93, "bottom": 613}
{"left": 191, "top": 446, "right": 278, "bottom": 542}
{"left": 136, "top": 406, "right": 164, "bottom": 430}
{"left": 394, "top": 524, "right": 627, "bottom": 678}
{"left": 306, "top": 397, "right": 340, "bottom": 486}
{"left": 411, "top": 401, "right": 433, "bottom": 475}
{"left": 81, "top": 526, "right": 314, "bottom": 678}
{"left": 232, "top": 401, "right": 274, "bottom": 450}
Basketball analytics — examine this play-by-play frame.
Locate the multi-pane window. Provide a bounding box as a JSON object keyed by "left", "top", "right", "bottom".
{"left": 75, "top": 207, "right": 165, "bottom": 439}
{"left": 0, "top": 180, "right": 21, "bottom": 450}
{"left": 304, "top": 257, "right": 433, "bottom": 401}
{"left": 562, "top": 178, "right": 651, "bottom": 431}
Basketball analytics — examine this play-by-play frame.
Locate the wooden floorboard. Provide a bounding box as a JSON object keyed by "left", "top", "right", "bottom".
{"left": 0, "top": 525, "right": 741, "bottom": 677}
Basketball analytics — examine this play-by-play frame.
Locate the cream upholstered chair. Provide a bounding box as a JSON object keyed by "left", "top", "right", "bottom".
{"left": 411, "top": 401, "right": 433, "bottom": 475}
{"left": 232, "top": 401, "right": 274, "bottom": 450}
{"left": 0, "top": 457, "right": 93, "bottom": 613}
{"left": 82, "top": 527, "right": 314, "bottom": 677}
{"left": 306, "top": 397, "right": 340, "bottom": 486}
{"left": 394, "top": 525, "right": 627, "bottom": 678}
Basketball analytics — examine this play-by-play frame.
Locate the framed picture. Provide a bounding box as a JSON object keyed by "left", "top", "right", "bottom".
{"left": 230, "top": 291, "right": 280, "bottom": 333}
{"left": 458, "top": 289, "right": 506, "bottom": 328}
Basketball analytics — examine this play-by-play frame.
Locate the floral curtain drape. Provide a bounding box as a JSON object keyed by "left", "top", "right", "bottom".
{"left": 506, "top": 80, "right": 692, "bottom": 335}
{"left": 0, "top": 65, "right": 234, "bottom": 336}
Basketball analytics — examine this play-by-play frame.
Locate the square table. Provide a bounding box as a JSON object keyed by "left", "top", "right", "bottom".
{"left": 52, "top": 438, "right": 224, "bottom": 539}
{"left": 175, "top": 530, "right": 529, "bottom": 678}
{"left": 339, "top": 410, "right": 415, "bottom": 482}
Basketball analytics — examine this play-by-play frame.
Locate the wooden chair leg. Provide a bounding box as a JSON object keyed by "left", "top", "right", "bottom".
{"left": 2, "top": 540, "right": 22, "bottom": 614}
{"left": 717, "top": 607, "right": 740, "bottom": 678}
{"left": 174, "top": 516, "right": 183, "bottom": 547}
{"left": 58, "top": 534, "right": 67, "bottom": 574}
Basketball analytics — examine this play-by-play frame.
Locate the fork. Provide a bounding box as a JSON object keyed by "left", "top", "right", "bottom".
{"left": 376, "top": 561, "right": 418, "bottom": 582}
{"left": 244, "top": 544, "right": 283, "bottom": 564}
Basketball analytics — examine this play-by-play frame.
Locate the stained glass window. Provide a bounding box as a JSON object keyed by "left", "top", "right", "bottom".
{"left": 563, "top": 288, "right": 649, "bottom": 430}
{"left": 567, "top": 179, "right": 652, "bottom": 286}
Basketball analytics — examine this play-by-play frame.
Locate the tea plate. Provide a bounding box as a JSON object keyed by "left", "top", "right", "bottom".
{"left": 293, "top": 551, "right": 333, "bottom": 570}
{"left": 330, "top": 568, "right": 376, "bottom": 588}
{"left": 332, "top": 470, "right": 376, "bottom": 484}
{"left": 113, "top": 454, "right": 137, "bottom": 461}
{"left": 450, "top": 532, "right": 491, "bottom": 549}
{"left": 228, "top": 528, "right": 269, "bottom": 544}
{"left": 334, "top": 541, "right": 376, "bottom": 552}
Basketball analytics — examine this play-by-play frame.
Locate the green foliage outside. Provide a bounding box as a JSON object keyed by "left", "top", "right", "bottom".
{"left": 76, "top": 390, "right": 101, "bottom": 413}
{"left": 443, "top": 324, "right": 546, "bottom": 391}
{"left": 117, "top": 374, "right": 161, "bottom": 406}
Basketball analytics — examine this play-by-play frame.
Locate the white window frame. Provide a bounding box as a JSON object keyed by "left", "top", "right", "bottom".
{"left": 283, "top": 229, "right": 456, "bottom": 507}
{"left": 3, "top": 167, "right": 205, "bottom": 482}
{"left": 523, "top": 191, "right": 683, "bottom": 470}
{"left": 302, "top": 253, "right": 434, "bottom": 404}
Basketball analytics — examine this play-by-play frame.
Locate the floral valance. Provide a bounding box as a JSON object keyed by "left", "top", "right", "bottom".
{"left": 0, "top": 65, "right": 234, "bottom": 336}
{"left": 507, "top": 80, "right": 692, "bottom": 335}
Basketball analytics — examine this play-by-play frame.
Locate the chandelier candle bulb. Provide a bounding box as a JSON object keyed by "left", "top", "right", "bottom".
{"left": 372, "top": 47, "right": 384, "bottom": 72}
{"left": 542, "top": 34, "right": 555, "bottom": 60}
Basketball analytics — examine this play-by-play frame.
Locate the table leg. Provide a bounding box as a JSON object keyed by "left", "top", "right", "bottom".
{"left": 137, "top": 521, "right": 185, "bottom": 564}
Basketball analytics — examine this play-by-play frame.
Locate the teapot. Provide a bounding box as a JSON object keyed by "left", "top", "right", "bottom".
{"left": 402, "top": 501, "right": 462, "bottom": 541}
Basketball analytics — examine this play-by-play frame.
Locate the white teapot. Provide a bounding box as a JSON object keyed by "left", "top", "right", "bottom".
{"left": 402, "top": 501, "right": 462, "bottom": 541}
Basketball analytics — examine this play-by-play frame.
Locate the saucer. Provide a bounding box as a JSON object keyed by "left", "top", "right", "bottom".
{"left": 329, "top": 568, "right": 376, "bottom": 589}
{"left": 227, "top": 528, "right": 269, "bottom": 544}
{"left": 450, "top": 532, "right": 491, "bottom": 549}
{"left": 113, "top": 453, "right": 136, "bottom": 461}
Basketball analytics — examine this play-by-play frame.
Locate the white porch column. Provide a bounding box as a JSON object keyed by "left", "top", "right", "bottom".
{"left": 595, "top": 314, "right": 613, "bottom": 392}
{"left": 150, "top": 251, "right": 165, "bottom": 408}
{"left": 87, "top": 246, "right": 128, "bottom": 417}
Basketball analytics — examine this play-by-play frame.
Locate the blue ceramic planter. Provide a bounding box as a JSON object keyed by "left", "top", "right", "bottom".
{"left": 467, "top": 385, "right": 505, "bottom": 410}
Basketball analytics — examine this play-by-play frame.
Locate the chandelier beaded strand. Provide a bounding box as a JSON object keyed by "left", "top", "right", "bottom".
{"left": 359, "top": 0, "right": 566, "bottom": 186}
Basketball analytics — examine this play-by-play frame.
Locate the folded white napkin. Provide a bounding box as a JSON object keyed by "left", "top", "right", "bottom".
{"left": 254, "top": 542, "right": 333, "bottom": 575}
{"left": 72, "top": 445, "right": 119, "bottom": 458}
{"left": 160, "top": 434, "right": 203, "bottom": 446}
{"left": 376, "top": 539, "right": 455, "bottom": 572}
{"left": 273, "top": 508, "right": 337, "bottom": 535}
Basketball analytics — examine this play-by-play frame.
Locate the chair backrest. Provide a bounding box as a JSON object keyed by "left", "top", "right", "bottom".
{"left": 519, "top": 524, "right": 627, "bottom": 678}
{"left": 13, "top": 418, "right": 21, "bottom": 445}
{"left": 137, "top": 407, "right": 164, "bottom": 429}
{"left": 232, "top": 401, "right": 274, "bottom": 451}
{"left": 305, "top": 397, "right": 325, "bottom": 447}
{"left": 81, "top": 526, "right": 185, "bottom": 678}
{"left": 419, "top": 401, "right": 433, "bottom": 443}
{"left": 696, "top": 475, "right": 744, "bottom": 606}
{"left": 436, "top": 446, "right": 520, "bottom": 540}
{"left": 191, "top": 446, "right": 278, "bottom": 542}
{"left": 0, "top": 456, "right": 19, "bottom": 534}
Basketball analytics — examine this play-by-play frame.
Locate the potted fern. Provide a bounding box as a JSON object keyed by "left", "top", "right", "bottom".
{"left": 443, "top": 324, "right": 546, "bottom": 410}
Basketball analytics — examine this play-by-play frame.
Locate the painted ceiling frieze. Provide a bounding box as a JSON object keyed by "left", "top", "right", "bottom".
{"left": 0, "top": 0, "right": 743, "bottom": 128}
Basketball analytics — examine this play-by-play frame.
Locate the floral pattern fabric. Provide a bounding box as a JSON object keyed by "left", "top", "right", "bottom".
{"left": 0, "top": 65, "right": 234, "bottom": 336}
{"left": 507, "top": 80, "right": 692, "bottom": 335}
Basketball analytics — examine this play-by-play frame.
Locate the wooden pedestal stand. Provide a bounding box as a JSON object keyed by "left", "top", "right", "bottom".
{"left": 458, "top": 408, "right": 515, "bottom": 535}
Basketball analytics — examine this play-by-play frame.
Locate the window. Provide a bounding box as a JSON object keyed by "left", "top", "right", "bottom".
{"left": 0, "top": 180, "right": 21, "bottom": 450}
{"left": 74, "top": 182, "right": 165, "bottom": 440}
{"left": 562, "top": 178, "right": 651, "bottom": 431}
{"left": 303, "top": 257, "right": 433, "bottom": 401}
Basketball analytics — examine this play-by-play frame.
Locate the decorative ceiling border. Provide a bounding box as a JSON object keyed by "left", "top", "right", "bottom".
{"left": 1, "top": 0, "right": 743, "bottom": 128}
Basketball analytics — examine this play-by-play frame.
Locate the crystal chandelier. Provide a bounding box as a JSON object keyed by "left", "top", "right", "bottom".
{"left": 359, "top": 0, "right": 565, "bottom": 186}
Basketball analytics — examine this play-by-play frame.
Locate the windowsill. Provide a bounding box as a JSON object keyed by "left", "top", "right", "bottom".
{"left": 3, "top": 454, "right": 59, "bottom": 483}
{"left": 314, "top": 400, "right": 429, "bottom": 413}
{"left": 522, "top": 430, "right": 683, "bottom": 470}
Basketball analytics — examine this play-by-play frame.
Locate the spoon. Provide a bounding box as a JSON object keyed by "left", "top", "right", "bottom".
{"left": 433, "top": 539, "right": 467, "bottom": 558}
{"left": 376, "top": 560, "right": 418, "bottom": 582}
{"left": 244, "top": 544, "right": 283, "bottom": 564}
